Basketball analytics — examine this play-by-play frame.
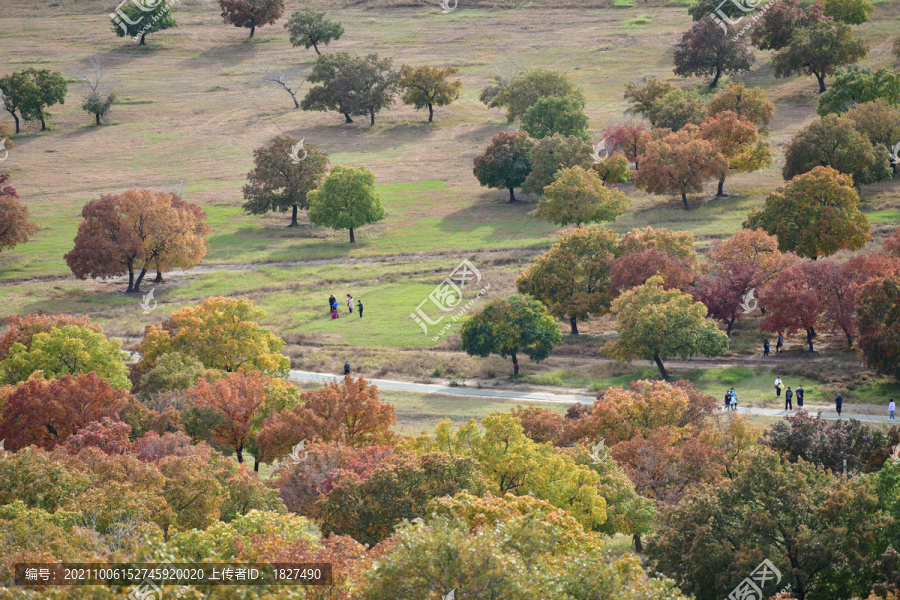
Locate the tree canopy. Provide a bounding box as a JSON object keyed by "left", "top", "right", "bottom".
{"left": 398, "top": 65, "right": 462, "bottom": 123}
{"left": 856, "top": 275, "right": 900, "bottom": 380}
{"left": 522, "top": 134, "right": 594, "bottom": 196}
{"left": 0, "top": 173, "right": 37, "bottom": 253}
{"left": 700, "top": 110, "right": 774, "bottom": 196}
{"left": 480, "top": 69, "right": 585, "bottom": 123}
{"left": 520, "top": 95, "right": 590, "bottom": 140}
{"left": 772, "top": 21, "right": 869, "bottom": 92}
{"left": 284, "top": 8, "right": 344, "bottom": 54}
{"left": 218, "top": 0, "right": 285, "bottom": 38}
{"left": 473, "top": 131, "right": 535, "bottom": 203}
{"left": 532, "top": 166, "right": 628, "bottom": 226}
{"left": 816, "top": 66, "right": 900, "bottom": 116}
{"left": 307, "top": 165, "right": 385, "bottom": 243}
{"left": 706, "top": 82, "right": 776, "bottom": 130}
{"left": 673, "top": 17, "right": 755, "bottom": 88}
{"left": 110, "top": 0, "right": 177, "bottom": 45}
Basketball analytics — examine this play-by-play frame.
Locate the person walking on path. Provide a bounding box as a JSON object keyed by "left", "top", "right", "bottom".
{"left": 724, "top": 389, "right": 731, "bottom": 410}
{"left": 775, "top": 377, "right": 783, "bottom": 398}
{"left": 890, "top": 399, "right": 896, "bottom": 421}
{"left": 347, "top": 295, "right": 354, "bottom": 314}
{"left": 835, "top": 392, "right": 843, "bottom": 416}
{"left": 784, "top": 387, "right": 793, "bottom": 410}
{"left": 763, "top": 339, "right": 770, "bottom": 357}
{"left": 358, "top": 299, "right": 363, "bottom": 318}
{"left": 796, "top": 384, "right": 804, "bottom": 408}
{"left": 329, "top": 295, "right": 336, "bottom": 313}
{"left": 776, "top": 333, "right": 784, "bottom": 354}
{"left": 344, "top": 360, "right": 351, "bottom": 375}
{"left": 729, "top": 388, "right": 738, "bottom": 411}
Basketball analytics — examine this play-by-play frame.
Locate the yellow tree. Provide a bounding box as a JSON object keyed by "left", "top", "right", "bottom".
{"left": 516, "top": 226, "right": 619, "bottom": 334}
{"left": 706, "top": 82, "right": 776, "bottom": 131}
{"left": 137, "top": 296, "right": 289, "bottom": 377}
{"left": 397, "top": 65, "right": 462, "bottom": 123}
{"left": 700, "top": 111, "right": 774, "bottom": 196}
{"left": 532, "top": 166, "right": 627, "bottom": 226}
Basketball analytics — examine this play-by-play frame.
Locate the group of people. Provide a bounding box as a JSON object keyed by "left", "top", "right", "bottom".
{"left": 774, "top": 377, "right": 805, "bottom": 410}
{"left": 762, "top": 333, "right": 785, "bottom": 356}
{"left": 329, "top": 294, "right": 363, "bottom": 319}
{"left": 724, "top": 387, "right": 739, "bottom": 411}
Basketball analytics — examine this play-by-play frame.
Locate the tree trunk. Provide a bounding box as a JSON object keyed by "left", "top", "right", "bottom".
{"left": 349, "top": 227, "right": 355, "bottom": 243}
{"left": 710, "top": 67, "right": 721, "bottom": 88}
{"left": 846, "top": 333, "right": 853, "bottom": 349}
{"left": 653, "top": 353, "right": 669, "bottom": 380}
{"left": 154, "top": 269, "right": 164, "bottom": 283}
{"left": 126, "top": 265, "right": 135, "bottom": 293}
{"left": 95, "top": 112, "right": 101, "bottom": 125}
{"left": 236, "top": 447, "right": 244, "bottom": 463}
{"left": 727, "top": 318, "right": 734, "bottom": 337}
{"left": 11, "top": 112, "right": 19, "bottom": 134}
{"left": 290, "top": 92, "right": 299, "bottom": 109}
{"left": 511, "top": 352, "right": 519, "bottom": 376}
{"left": 40, "top": 116, "right": 47, "bottom": 131}
{"left": 254, "top": 458, "right": 259, "bottom": 472}
{"left": 343, "top": 112, "right": 353, "bottom": 124}
{"left": 633, "top": 534, "right": 643, "bottom": 553}
{"left": 509, "top": 187, "right": 517, "bottom": 203}
{"left": 570, "top": 316, "right": 579, "bottom": 335}
{"left": 717, "top": 176, "right": 725, "bottom": 197}
{"left": 289, "top": 204, "right": 299, "bottom": 227}
{"left": 370, "top": 109, "right": 375, "bottom": 127}
{"left": 140, "top": 32, "right": 147, "bottom": 45}
{"left": 428, "top": 103, "right": 434, "bottom": 122}
{"left": 132, "top": 268, "right": 148, "bottom": 294}
{"left": 806, "top": 328, "right": 815, "bottom": 352}
{"left": 249, "top": 25, "right": 255, "bottom": 38}
{"left": 681, "top": 192, "right": 689, "bottom": 210}
{"left": 815, "top": 71, "right": 826, "bottom": 93}
{"left": 313, "top": 42, "right": 321, "bottom": 55}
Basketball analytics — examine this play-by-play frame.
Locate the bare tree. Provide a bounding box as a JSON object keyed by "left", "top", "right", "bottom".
{"left": 263, "top": 65, "right": 305, "bottom": 109}
{"left": 72, "top": 55, "right": 116, "bottom": 125}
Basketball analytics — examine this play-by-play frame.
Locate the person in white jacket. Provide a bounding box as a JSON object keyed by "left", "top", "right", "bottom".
{"left": 774, "top": 377, "right": 783, "bottom": 398}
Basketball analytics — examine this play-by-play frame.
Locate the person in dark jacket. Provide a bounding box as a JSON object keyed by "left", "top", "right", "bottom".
{"left": 796, "top": 384, "right": 804, "bottom": 408}
{"left": 358, "top": 299, "right": 363, "bottom": 318}
{"left": 329, "top": 295, "right": 336, "bottom": 313}
{"left": 776, "top": 333, "right": 784, "bottom": 353}
{"left": 835, "top": 392, "right": 843, "bottom": 416}
{"left": 344, "top": 361, "right": 351, "bottom": 375}
{"left": 784, "top": 386, "right": 793, "bottom": 410}
{"left": 763, "top": 339, "right": 770, "bottom": 356}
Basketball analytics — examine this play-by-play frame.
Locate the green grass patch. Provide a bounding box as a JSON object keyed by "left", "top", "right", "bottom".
{"left": 623, "top": 14, "right": 653, "bottom": 25}
{"left": 612, "top": 0, "right": 637, "bottom": 7}
{"left": 865, "top": 209, "right": 900, "bottom": 224}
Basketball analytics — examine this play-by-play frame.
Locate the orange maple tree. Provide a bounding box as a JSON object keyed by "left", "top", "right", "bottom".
{"left": 0, "top": 173, "right": 38, "bottom": 253}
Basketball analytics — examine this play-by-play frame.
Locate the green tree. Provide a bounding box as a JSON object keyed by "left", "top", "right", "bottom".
{"left": 520, "top": 95, "right": 590, "bottom": 140}
{"left": 461, "top": 295, "right": 561, "bottom": 376}
{"left": 649, "top": 450, "right": 889, "bottom": 600}
{"left": 856, "top": 275, "right": 900, "bottom": 381}
{"left": 0, "top": 71, "right": 37, "bottom": 133}
{"left": 647, "top": 88, "right": 707, "bottom": 131}
{"left": 592, "top": 152, "right": 632, "bottom": 184}
{"left": 846, "top": 100, "right": 900, "bottom": 175}
{"left": 532, "top": 166, "right": 627, "bottom": 227}
{"left": 624, "top": 76, "right": 677, "bottom": 116}
{"left": 772, "top": 21, "right": 869, "bottom": 93}
{"left": 823, "top": 0, "right": 874, "bottom": 24}
{"left": 516, "top": 226, "right": 619, "bottom": 335}
{"left": 604, "top": 276, "right": 729, "bottom": 379}
{"left": 301, "top": 52, "right": 356, "bottom": 123}
{"left": 0, "top": 325, "right": 129, "bottom": 389}
{"left": 340, "top": 54, "right": 400, "bottom": 126}
{"left": 23, "top": 69, "right": 67, "bottom": 131}
{"left": 472, "top": 131, "right": 535, "bottom": 203}
{"left": 782, "top": 114, "right": 890, "bottom": 185}
{"left": 137, "top": 352, "right": 208, "bottom": 395}
{"left": 284, "top": 8, "right": 344, "bottom": 55}
{"left": 816, "top": 66, "right": 900, "bottom": 116}
{"left": 109, "top": 0, "right": 177, "bottom": 46}
{"left": 398, "top": 65, "right": 462, "bottom": 123}
{"left": 242, "top": 135, "right": 329, "bottom": 227}
{"left": 481, "top": 68, "right": 585, "bottom": 123}
{"left": 522, "top": 134, "right": 594, "bottom": 196}
{"left": 308, "top": 165, "right": 385, "bottom": 243}
{"left": 744, "top": 166, "right": 871, "bottom": 259}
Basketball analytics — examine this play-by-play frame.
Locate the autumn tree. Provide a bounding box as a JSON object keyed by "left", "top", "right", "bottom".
{"left": 284, "top": 8, "right": 344, "bottom": 55}
{"left": 845, "top": 100, "right": 900, "bottom": 175}
{"left": 255, "top": 375, "right": 396, "bottom": 456}
{"left": 700, "top": 111, "right": 773, "bottom": 196}
{"left": 604, "top": 277, "right": 729, "bottom": 379}
{"left": 610, "top": 248, "right": 697, "bottom": 294}
{"left": 602, "top": 119, "right": 652, "bottom": 168}
{"left": 624, "top": 77, "right": 677, "bottom": 116}
{"left": 398, "top": 65, "right": 462, "bottom": 123}
{"left": 823, "top": 0, "right": 874, "bottom": 24}
{"left": 0, "top": 324, "right": 130, "bottom": 389}
{"left": 218, "top": 0, "right": 284, "bottom": 38}
{"left": 302, "top": 52, "right": 356, "bottom": 123}
{"left": 646, "top": 88, "right": 707, "bottom": 131}
{"left": 745, "top": 166, "right": 871, "bottom": 258}
{"left": 707, "top": 228, "right": 801, "bottom": 286}
{"left": 758, "top": 262, "right": 823, "bottom": 352}
{"left": 649, "top": 450, "right": 888, "bottom": 600}
{"left": 0, "top": 373, "right": 127, "bottom": 451}
{"left": 0, "top": 313, "right": 101, "bottom": 363}
{"left": 532, "top": 166, "right": 628, "bottom": 226}
{"left": 520, "top": 95, "right": 589, "bottom": 140}
{"left": 749, "top": 0, "right": 828, "bottom": 51}
{"left": 618, "top": 225, "right": 697, "bottom": 261}
{"left": 634, "top": 124, "right": 727, "bottom": 210}
{"left": 188, "top": 371, "right": 270, "bottom": 464}
{"left": 0, "top": 173, "right": 37, "bottom": 253}
{"left": 74, "top": 55, "right": 116, "bottom": 126}
{"left": 307, "top": 165, "right": 385, "bottom": 243}
{"left": 592, "top": 152, "right": 631, "bottom": 184}
{"left": 773, "top": 21, "right": 868, "bottom": 93}
{"left": 341, "top": 54, "right": 400, "bottom": 126}
{"left": 461, "top": 295, "right": 561, "bottom": 375}
{"left": 65, "top": 190, "right": 210, "bottom": 293}
{"left": 706, "top": 82, "right": 776, "bottom": 130}
{"left": 516, "top": 226, "right": 619, "bottom": 334}
{"left": 521, "top": 134, "right": 593, "bottom": 196}
{"left": 137, "top": 296, "right": 290, "bottom": 376}
{"left": 316, "top": 451, "right": 491, "bottom": 546}
{"left": 694, "top": 261, "right": 762, "bottom": 336}
{"left": 673, "top": 18, "right": 755, "bottom": 88}
{"left": 856, "top": 275, "right": 900, "bottom": 380}
{"left": 472, "top": 131, "right": 535, "bottom": 203}
{"left": 242, "top": 135, "right": 329, "bottom": 227}
{"left": 110, "top": 0, "right": 177, "bottom": 45}
{"left": 63, "top": 417, "right": 132, "bottom": 456}
{"left": 480, "top": 68, "right": 585, "bottom": 123}
{"left": 784, "top": 115, "right": 889, "bottom": 184}
{"left": 886, "top": 228, "right": 900, "bottom": 258}
{"left": 817, "top": 67, "right": 900, "bottom": 116}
